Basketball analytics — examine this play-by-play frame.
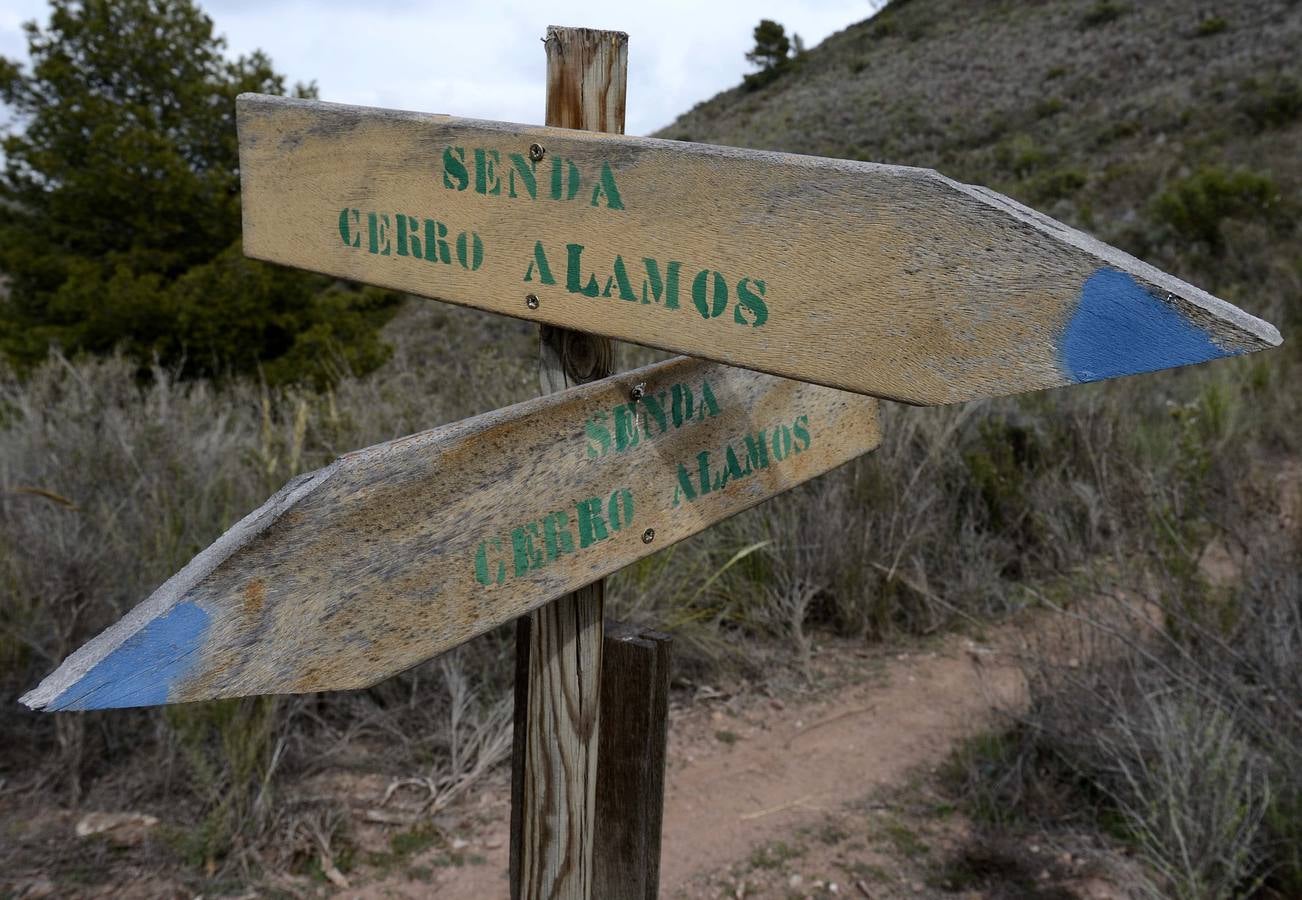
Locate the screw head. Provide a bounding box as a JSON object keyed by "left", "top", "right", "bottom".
{"left": 642, "top": 528, "right": 655, "bottom": 544}
{"left": 525, "top": 294, "right": 539, "bottom": 310}
{"left": 528, "top": 142, "right": 545, "bottom": 162}
{"left": 629, "top": 382, "right": 646, "bottom": 402}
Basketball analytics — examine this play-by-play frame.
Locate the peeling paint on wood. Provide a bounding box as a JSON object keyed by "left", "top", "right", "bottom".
{"left": 236, "top": 94, "right": 1281, "bottom": 405}
{"left": 21, "top": 357, "right": 880, "bottom": 710}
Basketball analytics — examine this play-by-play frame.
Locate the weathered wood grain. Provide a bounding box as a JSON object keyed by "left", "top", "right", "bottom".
{"left": 236, "top": 94, "right": 1281, "bottom": 405}
{"left": 512, "top": 590, "right": 603, "bottom": 900}
{"left": 510, "top": 26, "right": 626, "bottom": 900}
{"left": 592, "top": 623, "right": 672, "bottom": 900}
{"left": 21, "top": 357, "right": 880, "bottom": 711}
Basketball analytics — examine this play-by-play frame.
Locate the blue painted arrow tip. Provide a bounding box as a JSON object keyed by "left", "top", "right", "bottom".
{"left": 1063, "top": 268, "right": 1234, "bottom": 383}
{"left": 48, "top": 602, "right": 210, "bottom": 710}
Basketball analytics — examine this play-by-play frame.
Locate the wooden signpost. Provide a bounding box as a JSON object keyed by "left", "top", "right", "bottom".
{"left": 513, "top": 29, "right": 626, "bottom": 900}
{"left": 21, "top": 21, "right": 1282, "bottom": 900}
{"left": 236, "top": 98, "right": 1279, "bottom": 406}
{"left": 20, "top": 357, "right": 878, "bottom": 709}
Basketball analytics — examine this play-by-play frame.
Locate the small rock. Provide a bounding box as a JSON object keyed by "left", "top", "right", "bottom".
{"left": 75, "top": 811, "right": 159, "bottom": 846}
{"left": 451, "top": 837, "right": 469, "bottom": 850}
{"left": 1039, "top": 869, "right": 1051, "bottom": 881}
{"left": 1029, "top": 843, "right": 1040, "bottom": 854}
{"left": 830, "top": 883, "right": 840, "bottom": 893}
{"left": 788, "top": 874, "right": 804, "bottom": 888}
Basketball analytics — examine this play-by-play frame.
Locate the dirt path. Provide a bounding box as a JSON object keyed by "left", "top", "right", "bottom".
{"left": 658, "top": 639, "right": 1023, "bottom": 894}
{"left": 346, "top": 627, "right": 1027, "bottom": 898}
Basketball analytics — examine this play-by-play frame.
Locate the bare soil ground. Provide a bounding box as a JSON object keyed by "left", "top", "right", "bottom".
{"left": 0, "top": 605, "right": 1164, "bottom": 899}
{"left": 330, "top": 615, "right": 1137, "bottom": 900}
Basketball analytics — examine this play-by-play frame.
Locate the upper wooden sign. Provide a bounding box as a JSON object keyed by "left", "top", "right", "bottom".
{"left": 237, "top": 94, "right": 1279, "bottom": 405}
{"left": 21, "top": 358, "right": 879, "bottom": 709}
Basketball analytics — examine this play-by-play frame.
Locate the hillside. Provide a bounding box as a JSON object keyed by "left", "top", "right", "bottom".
{"left": 649, "top": 2, "right": 1301, "bottom": 895}
{"left": 661, "top": 0, "right": 1299, "bottom": 335}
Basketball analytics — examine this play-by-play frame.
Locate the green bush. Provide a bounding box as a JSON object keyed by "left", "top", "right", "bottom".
{"left": 994, "top": 134, "right": 1053, "bottom": 177}
{"left": 1151, "top": 167, "right": 1282, "bottom": 252}
{"left": 1079, "top": 1, "right": 1127, "bottom": 29}
{"left": 1027, "top": 167, "right": 1088, "bottom": 204}
{"left": 1034, "top": 96, "right": 1066, "bottom": 119}
{"left": 166, "top": 697, "right": 283, "bottom": 867}
{"left": 1238, "top": 76, "right": 1302, "bottom": 131}
{"left": 1195, "top": 16, "right": 1229, "bottom": 37}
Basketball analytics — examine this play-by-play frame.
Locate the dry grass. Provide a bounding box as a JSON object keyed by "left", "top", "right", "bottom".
{"left": 2, "top": 0, "right": 1300, "bottom": 892}
{"left": 949, "top": 522, "right": 1301, "bottom": 896}
{"left": 6, "top": 300, "right": 1293, "bottom": 887}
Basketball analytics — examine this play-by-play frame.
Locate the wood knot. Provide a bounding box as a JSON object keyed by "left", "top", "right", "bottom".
{"left": 543, "top": 326, "right": 613, "bottom": 385}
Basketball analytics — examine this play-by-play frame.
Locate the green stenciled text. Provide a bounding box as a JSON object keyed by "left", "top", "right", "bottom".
{"left": 474, "top": 487, "right": 635, "bottom": 587}
{"left": 673, "top": 414, "right": 812, "bottom": 505}
{"left": 585, "top": 378, "right": 721, "bottom": 460}
{"left": 338, "top": 208, "right": 484, "bottom": 270}
{"left": 523, "top": 242, "right": 769, "bottom": 328}
{"left": 441, "top": 147, "right": 624, "bottom": 210}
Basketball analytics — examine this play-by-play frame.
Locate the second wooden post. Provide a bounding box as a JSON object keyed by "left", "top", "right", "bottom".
{"left": 509, "top": 25, "right": 628, "bottom": 900}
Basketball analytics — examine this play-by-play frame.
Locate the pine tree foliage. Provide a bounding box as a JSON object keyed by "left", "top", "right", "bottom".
{"left": 0, "top": 0, "right": 399, "bottom": 384}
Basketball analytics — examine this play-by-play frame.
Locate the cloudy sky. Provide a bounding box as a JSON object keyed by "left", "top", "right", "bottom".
{"left": 2, "top": 1, "right": 885, "bottom": 136}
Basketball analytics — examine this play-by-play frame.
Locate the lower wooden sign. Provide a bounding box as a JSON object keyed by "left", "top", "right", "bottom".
{"left": 22, "top": 358, "right": 880, "bottom": 710}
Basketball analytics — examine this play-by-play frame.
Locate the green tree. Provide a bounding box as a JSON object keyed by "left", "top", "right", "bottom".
{"left": 0, "top": 0, "right": 399, "bottom": 384}
{"left": 746, "top": 19, "right": 792, "bottom": 70}
{"left": 743, "top": 19, "right": 793, "bottom": 91}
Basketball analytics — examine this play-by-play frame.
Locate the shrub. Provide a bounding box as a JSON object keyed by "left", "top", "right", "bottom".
{"left": 1027, "top": 167, "right": 1088, "bottom": 204}
{"left": 949, "top": 527, "right": 1302, "bottom": 896}
{"left": 166, "top": 697, "right": 283, "bottom": 867}
{"left": 1151, "top": 167, "right": 1282, "bottom": 252}
{"left": 994, "top": 134, "right": 1052, "bottom": 177}
{"left": 1079, "top": 1, "right": 1127, "bottom": 29}
{"left": 1238, "top": 76, "right": 1302, "bottom": 132}
{"left": 1098, "top": 695, "right": 1268, "bottom": 900}
{"left": 1034, "top": 97, "right": 1066, "bottom": 119}
{"left": 1195, "top": 16, "right": 1229, "bottom": 37}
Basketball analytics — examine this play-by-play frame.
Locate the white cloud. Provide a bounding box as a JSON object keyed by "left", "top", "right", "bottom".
{"left": 2, "top": 0, "right": 885, "bottom": 135}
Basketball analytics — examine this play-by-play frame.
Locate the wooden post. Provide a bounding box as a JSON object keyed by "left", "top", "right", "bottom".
{"left": 510, "top": 26, "right": 628, "bottom": 900}
{"left": 593, "top": 623, "right": 672, "bottom": 899}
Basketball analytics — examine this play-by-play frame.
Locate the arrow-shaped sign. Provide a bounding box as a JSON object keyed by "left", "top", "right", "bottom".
{"left": 237, "top": 94, "right": 1279, "bottom": 405}
{"left": 21, "top": 358, "right": 879, "bottom": 710}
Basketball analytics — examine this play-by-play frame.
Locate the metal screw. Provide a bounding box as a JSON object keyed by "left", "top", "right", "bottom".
{"left": 528, "top": 142, "right": 545, "bottom": 162}
{"left": 629, "top": 382, "right": 646, "bottom": 402}
{"left": 642, "top": 528, "right": 655, "bottom": 544}
{"left": 526, "top": 294, "right": 539, "bottom": 310}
